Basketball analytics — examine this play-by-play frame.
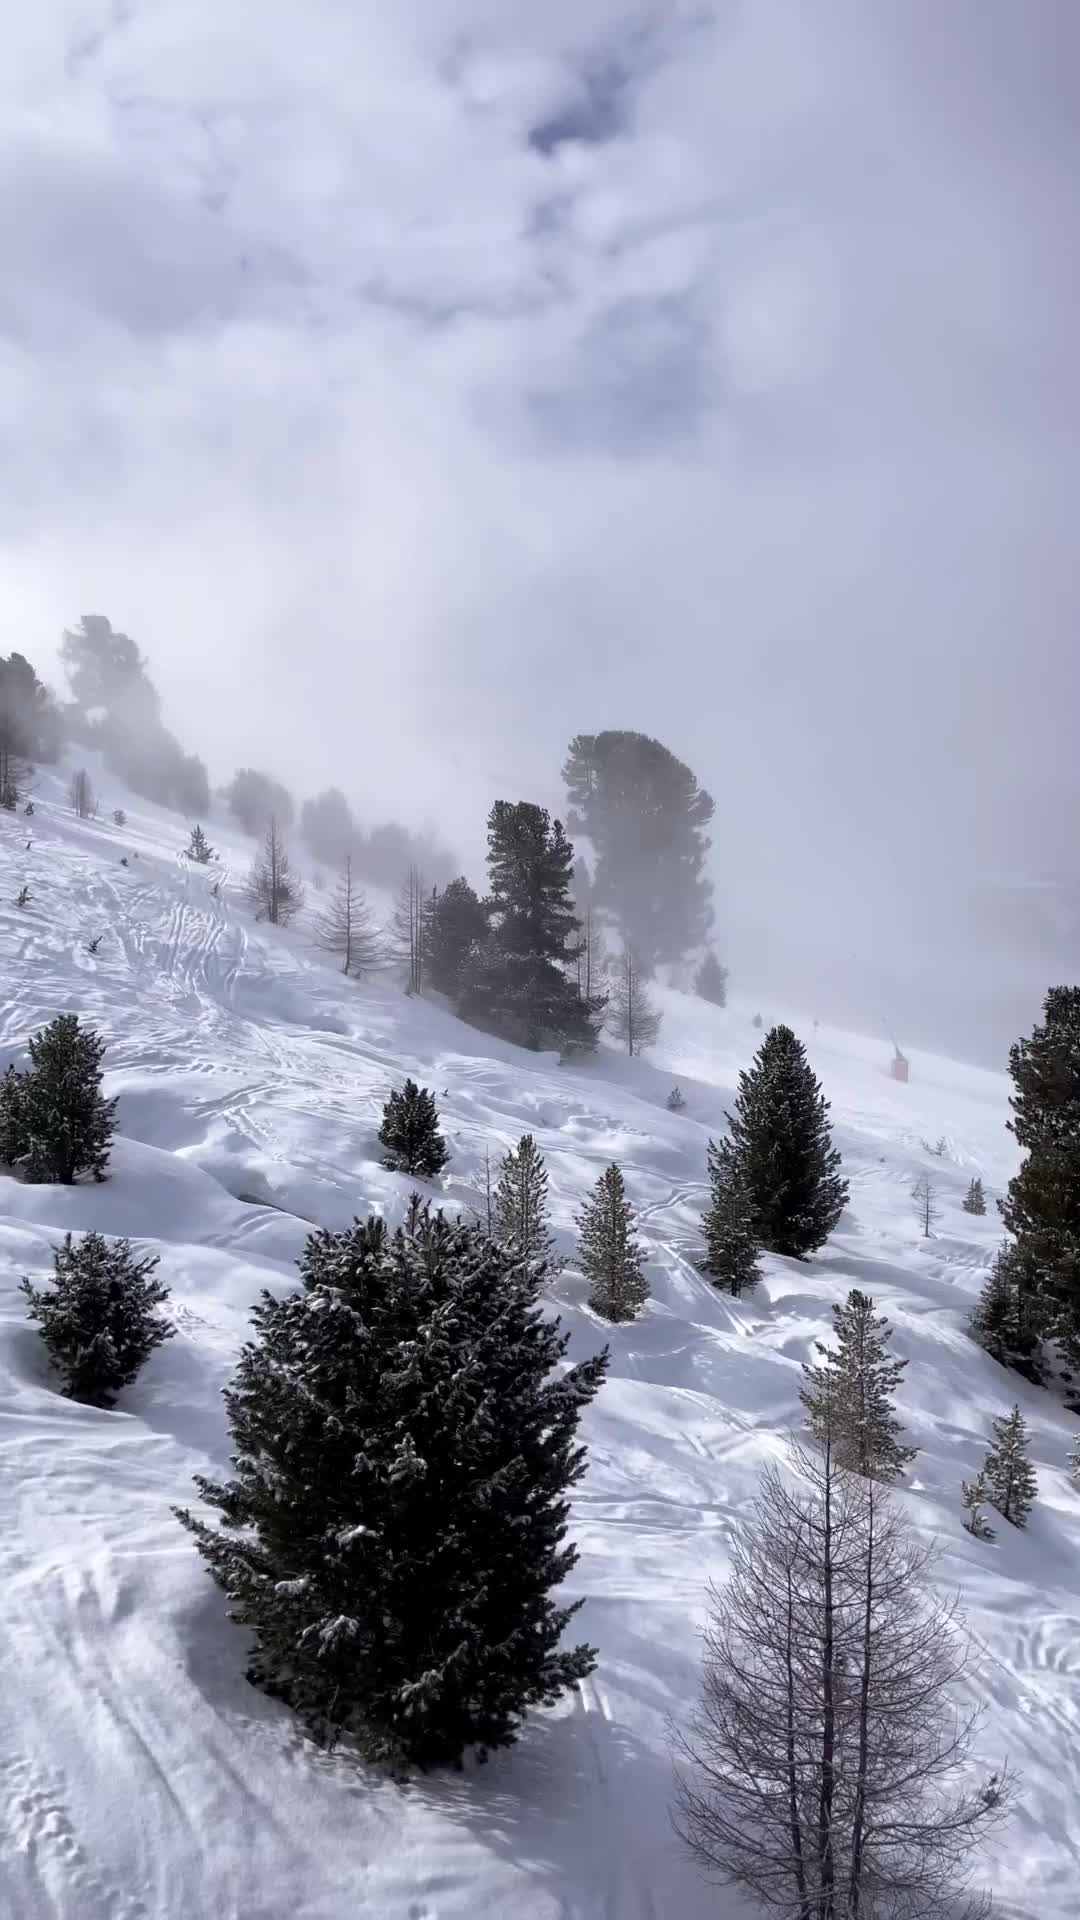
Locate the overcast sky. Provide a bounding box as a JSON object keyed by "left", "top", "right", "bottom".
{"left": 2, "top": 2, "right": 1077, "bottom": 1056}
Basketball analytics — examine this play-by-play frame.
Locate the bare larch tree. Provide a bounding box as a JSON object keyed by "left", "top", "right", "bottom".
{"left": 245, "top": 816, "right": 304, "bottom": 927}
{"left": 606, "top": 945, "right": 662, "bottom": 1056}
{"left": 672, "top": 1432, "right": 1007, "bottom": 1920}
{"left": 313, "top": 855, "right": 382, "bottom": 975}
{"left": 69, "top": 768, "right": 96, "bottom": 819}
{"left": 387, "top": 864, "right": 425, "bottom": 994}
{"left": 911, "top": 1174, "right": 941, "bottom": 1238}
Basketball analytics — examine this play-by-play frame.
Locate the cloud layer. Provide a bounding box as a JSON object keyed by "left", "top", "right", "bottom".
{"left": 3, "top": 1, "right": 1078, "bottom": 1054}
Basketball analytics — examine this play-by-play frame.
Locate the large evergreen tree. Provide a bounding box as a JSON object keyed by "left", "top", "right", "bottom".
{"left": 492, "top": 1133, "right": 557, "bottom": 1269}
{"left": 458, "top": 801, "right": 602, "bottom": 1054}
{"left": 564, "top": 730, "right": 714, "bottom": 970}
{"left": 982, "top": 1404, "right": 1037, "bottom": 1528}
{"left": 378, "top": 1080, "right": 449, "bottom": 1178}
{"left": 969, "top": 1243, "right": 1043, "bottom": 1378}
{"left": 701, "top": 1142, "right": 761, "bottom": 1297}
{"left": 800, "top": 1288, "right": 916, "bottom": 1481}
{"left": 175, "top": 1205, "right": 608, "bottom": 1768}
{"left": 576, "top": 1164, "right": 649, "bottom": 1322}
{"left": 1000, "top": 986, "right": 1080, "bottom": 1364}
{"left": 21, "top": 1231, "right": 173, "bottom": 1406}
{"left": 0, "top": 1015, "right": 117, "bottom": 1184}
{"left": 721, "top": 1025, "right": 848, "bottom": 1257}
{"left": 425, "top": 877, "right": 488, "bottom": 997}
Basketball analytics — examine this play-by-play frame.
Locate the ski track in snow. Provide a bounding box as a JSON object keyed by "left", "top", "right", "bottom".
{"left": 0, "top": 761, "right": 1078, "bottom": 1917}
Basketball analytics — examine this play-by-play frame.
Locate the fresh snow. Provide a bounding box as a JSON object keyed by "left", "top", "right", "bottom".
{"left": 0, "top": 761, "right": 1075, "bottom": 1920}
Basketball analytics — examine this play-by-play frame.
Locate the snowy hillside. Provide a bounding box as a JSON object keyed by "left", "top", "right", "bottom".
{"left": 0, "top": 764, "right": 1076, "bottom": 1920}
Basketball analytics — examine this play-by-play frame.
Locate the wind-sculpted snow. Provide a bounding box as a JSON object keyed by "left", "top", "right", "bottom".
{"left": 0, "top": 760, "right": 1076, "bottom": 1918}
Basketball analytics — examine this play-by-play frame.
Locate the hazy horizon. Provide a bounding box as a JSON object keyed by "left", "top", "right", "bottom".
{"left": 4, "top": 2, "right": 1078, "bottom": 1066}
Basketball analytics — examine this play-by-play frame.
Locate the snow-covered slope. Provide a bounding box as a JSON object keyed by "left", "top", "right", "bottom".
{"left": 0, "top": 765, "right": 1075, "bottom": 1920}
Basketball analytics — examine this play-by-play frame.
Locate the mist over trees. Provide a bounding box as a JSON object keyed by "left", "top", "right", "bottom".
{"left": 564, "top": 730, "right": 714, "bottom": 971}
{"left": 300, "top": 784, "right": 457, "bottom": 895}
{"left": 425, "top": 877, "right": 488, "bottom": 997}
{"left": 61, "top": 615, "right": 210, "bottom": 816}
{"left": 226, "top": 767, "right": 296, "bottom": 836}
{"left": 0, "top": 652, "right": 62, "bottom": 805}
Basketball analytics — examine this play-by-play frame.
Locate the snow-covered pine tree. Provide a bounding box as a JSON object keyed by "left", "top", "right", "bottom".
{"left": 16, "top": 884, "right": 29, "bottom": 908}
{"left": 702, "top": 1140, "right": 761, "bottom": 1297}
{"left": 960, "top": 1472, "right": 995, "bottom": 1541}
{"left": 576, "top": 1163, "right": 648, "bottom": 1322}
{"left": 606, "top": 946, "right": 662, "bottom": 1056}
{"left": 378, "top": 1080, "right": 449, "bottom": 1178}
{"left": 723, "top": 1025, "right": 848, "bottom": 1257}
{"left": 667, "top": 1083, "right": 686, "bottom": 1113}
{"left": 458, "top": 800, "right": 602, "bottom": 1054}
{"left": 313, "top": 856, "right": 383, "bottom": 976}
{"left": 969, "top": 1243, "right": 1043, "bottom": 1378}
{"left": 21, "top": 1231, "right": 173, "bottom": 1406}
{"left": 492, "top": 1133, "right": 557, "bottom": 1269}
{"left": 112, "top": 807, "right": 126, "bottom": 826}
{"left": 963, "top": 1176, "right": 986, "bottom": 1216}
{"left": 0, "top": 1014, "right": 117, "bottom": 1184}
{"left": 1001, "top": 987, "right": 1080, "bottom": 1364}
{"left": 425, "top": 876, "right": 488, "bottom": 996}
{"left": 694, "top": 950, "right": 728, "bottom": 1007}
{"left": 186, "top": 823, "right": 214, "bottom": 864}
{"left": 800, "top": 1288, "right": 916, "bottom": 1481}
{"left": 1068, "top": 1432, "right": 1080, "bottom": 1486}
{"left": 751, "top": 1012, "right": 763, "bottom": 1029}
{"left": 175, "top": 1204, "right": 608, "bottom": 1769}
{"left": 982, "top": 1404, "right": 1037, "bottom": 1528}
{"left": 244, "top": 816, "right": 304, "bottom": 926}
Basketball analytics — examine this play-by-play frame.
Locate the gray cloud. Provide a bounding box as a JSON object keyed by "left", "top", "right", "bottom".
{"left": 2, "top": 0, "right": 1078, "bottom": 1059}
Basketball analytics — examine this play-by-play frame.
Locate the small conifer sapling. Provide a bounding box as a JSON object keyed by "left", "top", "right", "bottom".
{"left": 666, "top": 1083, "right": 686, "bottom": 1113}
{"left": 800, "top": 1287, "right": 916, "bottom": 1480}
{"left": 186, "top": 824, "right": 214, "bottom": 864}
{"left": 21, "top": 1231, "right": 173, "bottom": 1406}
{"left": 961, "top": 1472, "right": 995, "bottom": 1541}
{"left": 701, "top": 1141, "right": 761, "bottom": 1297}
{"left": 963, "top": 1177, "right": 986, "bottom": 1216}
{"left": 492, "top": 1133, "right": 557, "bottom": 1270}
{"left": 576, "top": 1164, "right": 648, "bottom": 1322}
{"left": 982, "top": 1403, "right": 1037, "bottom": 1528}
{"left": 0, "top": 1014, "right": 117, "bottom": 1184}
{"left": 378, "top": 1080, "right": 449, "bottom": 1178}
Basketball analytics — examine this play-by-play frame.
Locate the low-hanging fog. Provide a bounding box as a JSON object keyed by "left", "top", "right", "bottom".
{"left": 3, "top": 2, "right": 1078, "bottom": 1066}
